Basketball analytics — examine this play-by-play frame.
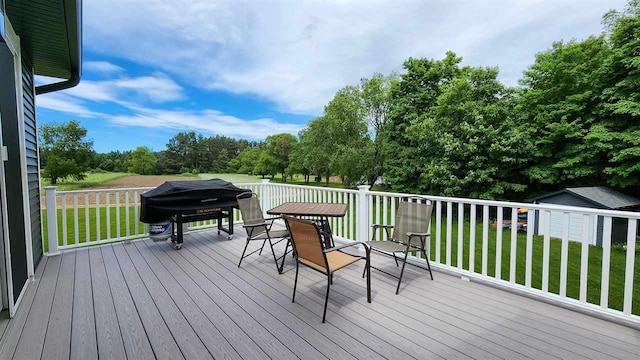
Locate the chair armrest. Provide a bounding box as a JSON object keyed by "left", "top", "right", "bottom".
{"left": 406, "top": 232, "right": 430, "bottom": 237}
{"left": 242, "top": 222, "right": 269, "bottom": 229}
{"left": 324, "top": 241, "right": 369, "bottom": 254}
{"left": 371, "top": 224, "right": 394, "bottom": 229}
{"left": 264, "top": 216, "right": 282, "bottom": 222}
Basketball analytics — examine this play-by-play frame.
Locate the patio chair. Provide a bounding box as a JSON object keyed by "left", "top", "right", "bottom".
{"left": 284, "top": 216, "right": 371, "bottom": 323}
{"left": 365, "top": 197, "right": 433, "bottom": 294}
{"left": 236, "top": 192, "right": 290, "bottom": 273}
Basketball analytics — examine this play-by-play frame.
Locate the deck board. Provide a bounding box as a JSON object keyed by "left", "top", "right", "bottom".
{"left": 41, "top": 251, "right": 75, "bottom": 360}
{"left": 3, "top": 227, "right": 640, "bottom": 360}
{"left": 130, "top": 240, "right": 242, "bottom": 359}
{"left": 12, "top": 255, "right": 60, "bottom": 359}
{"left": 110, "top": 244, "right": 185, "bottom": 360}
{"left": 89, "top": 247, "right": 127, "bottom": 359}
{"left": 138, "top": 241, "right": 269, "bottom": 360}
{"left": 0, "top": 256, "right": 48, "bottom": 359}
{"left": 100, "top": 246, "right": 156, "bottom": 360}
{"left": 70, "top": 248, "right": 98, "bottom": 360}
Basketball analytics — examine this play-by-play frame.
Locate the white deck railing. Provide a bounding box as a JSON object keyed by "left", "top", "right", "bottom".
{"left": 44, "top": 180, "right": 640, "bottom": 327}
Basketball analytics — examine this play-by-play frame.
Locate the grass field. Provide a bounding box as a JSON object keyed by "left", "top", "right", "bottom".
{"left": 41, "top": 172, "right": 130, "bottom": 191}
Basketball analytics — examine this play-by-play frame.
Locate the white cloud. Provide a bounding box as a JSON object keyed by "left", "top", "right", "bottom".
{"left": 83, "top": 0, "right": 627, "bottom": 115}
{"left": 107, "top": 107, "right": 303, "bottom": 140}
{"left": 36, "top": 92, "right": 101, "bottom": 118}
{"left": 83, "top": 61, "right": 125, "bottom": 74}
{"left": 64, "top": 74, "right": 184, "bottom": 105}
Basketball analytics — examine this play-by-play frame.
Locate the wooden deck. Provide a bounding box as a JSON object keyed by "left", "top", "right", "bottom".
{"left": 1, "top": 228, "right": 640, "bottom": 359}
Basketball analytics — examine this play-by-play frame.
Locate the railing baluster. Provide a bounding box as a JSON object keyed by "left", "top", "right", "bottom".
{"left": 482, "top": 205, "right": 489, "bottom": 276}
{"left": 106, "top": 192, "right": 111, "bottom": 239}
{"left": 579, "top": 214, "right": 591, "bottom": 302}
{"left": 496, "top": 206, "right": 503, "bottom": 279}
{"left": 623, "top": 219, "right": 637, "bottom": 314}
{"left": 134, "top": 191, "right": 139, "bottom": 236}
{"left": 560, "top": 211, "right": 570, "bottom": 297}
{"left": 525, "top": 209, "right": 535, "bottom": 288}
{"left": 446, "top": 202, "right": 452, "bottom": 265}
{"left": 601, "top": 216, "right": 612, "bottom": 309}
{"left": 116, "top": 191, "right": 121, "bottom": 238}
{"left": 85, "top": 193, "right": 90, "bottom": 242}
{"left": 95, "top": 192, "right": 101, "bottom": 241}
{"left": 510, "top": 207, "right": 518, "bottom": 283}
{"left": 434, "top": 200, "right": 442, "bottom": 264}
{"left": 125, "top": 191, "right": 130, "bottom": 237}
{"left": 469, "top": 204, "right": 476, "bottom": 273}
{"left": 542, "top": 210, "right": 551, "bottom": 293}
{"left": 61, "top": 194, "right": 67, "bottom": 247}
{"left": 457, "top": 202, "right": 464, "bottom": 269}
{"left": 73, "top": 194, "right": 79, "bottom": 245}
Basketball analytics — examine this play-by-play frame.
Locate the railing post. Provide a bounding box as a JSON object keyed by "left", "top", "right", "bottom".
{"left": 45, "top": 186, "right": 60, "bottom": 256}
{"left": 357, "top": 185, "right": 370, "bottom": 242}
{"left": 261, "top": 179, "right": 271, "bottom": 218}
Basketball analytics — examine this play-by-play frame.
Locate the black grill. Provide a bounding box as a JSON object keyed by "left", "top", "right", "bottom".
{"left": 140, "top": 179, "right": 250, "bottom": 249}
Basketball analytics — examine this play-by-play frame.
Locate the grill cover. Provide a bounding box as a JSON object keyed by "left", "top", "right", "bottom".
{"left": 140, "top": 179, "right": 250, "bottom": 223}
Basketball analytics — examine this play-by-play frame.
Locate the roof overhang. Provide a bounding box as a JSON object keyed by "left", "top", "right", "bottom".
{"left": 4, "top": 0, "right": 82, "bottom": 94}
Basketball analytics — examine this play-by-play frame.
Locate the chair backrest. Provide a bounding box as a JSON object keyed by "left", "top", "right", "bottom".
{"left": 284, "top": 216, "right": 327, "bottom": 270}
{"left": 237, "top": 192, "right": 267, "bottom": 237}
{"left": 392, "top": 197, "right": 433, "bottom": 248}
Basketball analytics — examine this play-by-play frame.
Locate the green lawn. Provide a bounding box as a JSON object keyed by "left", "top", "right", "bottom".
{"left": 41, "top": 172, "right": 129, "bottom": 191}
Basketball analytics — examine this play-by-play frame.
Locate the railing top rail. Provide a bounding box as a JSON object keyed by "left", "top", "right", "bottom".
{"left": 53, "top": 186, "right": 155, "bottom": 195}
{"left": 265, "top": 182, "right": 358, "bottom": 194}
{"left": 367, "top": 190, "right": 640, "bottom": 219}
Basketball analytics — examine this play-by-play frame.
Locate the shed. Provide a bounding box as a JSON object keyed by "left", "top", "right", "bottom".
{"left": 530, "top": 187, "right": 640, "bottom": 246}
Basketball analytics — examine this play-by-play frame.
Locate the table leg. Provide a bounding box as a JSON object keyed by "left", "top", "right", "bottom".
{"left": 319, "top": 217, "right": 334, "bottom": 248}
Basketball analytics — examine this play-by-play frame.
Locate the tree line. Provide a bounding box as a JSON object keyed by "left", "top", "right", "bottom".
{"left": 40, "top": 2, "right": 640, "bottom": 201}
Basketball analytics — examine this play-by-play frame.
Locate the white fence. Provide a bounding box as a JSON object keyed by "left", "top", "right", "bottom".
{"left": 44, "top": 180, "right": 640, "bottom": 327}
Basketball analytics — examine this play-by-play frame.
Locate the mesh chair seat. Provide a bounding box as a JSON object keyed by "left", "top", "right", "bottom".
{"left": 250, "top": 228, "right": 289, "bottom": 241}
{"left": 284, "top": 216, "right": 371, "bottom": 323}
{"left": 236, "top": 192, "right": 290, "bottom": 273}
{"left": 301, "top": 251, "right": 362, "bottom": 273}
{"left": 367, "top": 197, "right": 434, "bottom": 294}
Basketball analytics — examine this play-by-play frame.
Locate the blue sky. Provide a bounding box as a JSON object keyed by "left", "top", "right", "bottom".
{"left": 36, "top": 0, "right": 628, "bottom": 153}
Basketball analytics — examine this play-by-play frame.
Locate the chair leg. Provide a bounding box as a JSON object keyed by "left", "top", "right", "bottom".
{"left": 396, "top": 250, "right": 411, "bottom": 295}
{"left": 392, "top": 253, "right": 399, "bottom": 266}
{"left": 258, "top": 239, "right": 267, "bottom": 255}
{"left": 323, "top": 275, "right": 331, "bottom": 323}
{"left": 278, "top": 239, "right": 290, "bottom": 274}
{"left": 292, "top": 261, "right": 299, "bottom": 303}
{"left": 366, "top": 251, "right": 371, "bottom": 303}
{"left": 238, "top": 240, "right": 250, "bottom": 267}
{"left": 267, "top": 238, "right": 281, "bottom": 272}
{"left": 330, "top": 273, "right": 333, "bottom": 285}
{"left": 423, "top": 249, "right": 434, "bottom": 280}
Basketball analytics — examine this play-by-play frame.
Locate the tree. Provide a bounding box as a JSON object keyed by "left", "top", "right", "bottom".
{"left": 324, "top": 86, "right": 370, "bottom": 186}
{"left": 409, "top": 67, "right": 530, "bottom": 199}
{"left": 360, "top": 73, "right": 396, "bottom": 185}
{"left": 518, "top": 37, "right": 612, "bottom": 191}
{"left": 595, "top": 1, "right": 640, "bottom": 188}
{"left": 384, "top": 52, "right": 463, "bottom": 192}
{"left": 263, "top": 133, "right": 297, "bottom": 181}
{"left": 228, "top": 145, "right": 262, "bottom": 174}
{"left": 40, "top": 120, "right": 94, "bottom": 184}
{"left": 128, "top": 146, "right": 157, "bottom": 175}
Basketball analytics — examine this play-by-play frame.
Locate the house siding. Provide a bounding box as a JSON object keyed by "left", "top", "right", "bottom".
{"left": 0, "top": 43, "right": 29, "bottom": 303}
{"left": 21, "top": 54, "right": 42, "bottom": 266}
